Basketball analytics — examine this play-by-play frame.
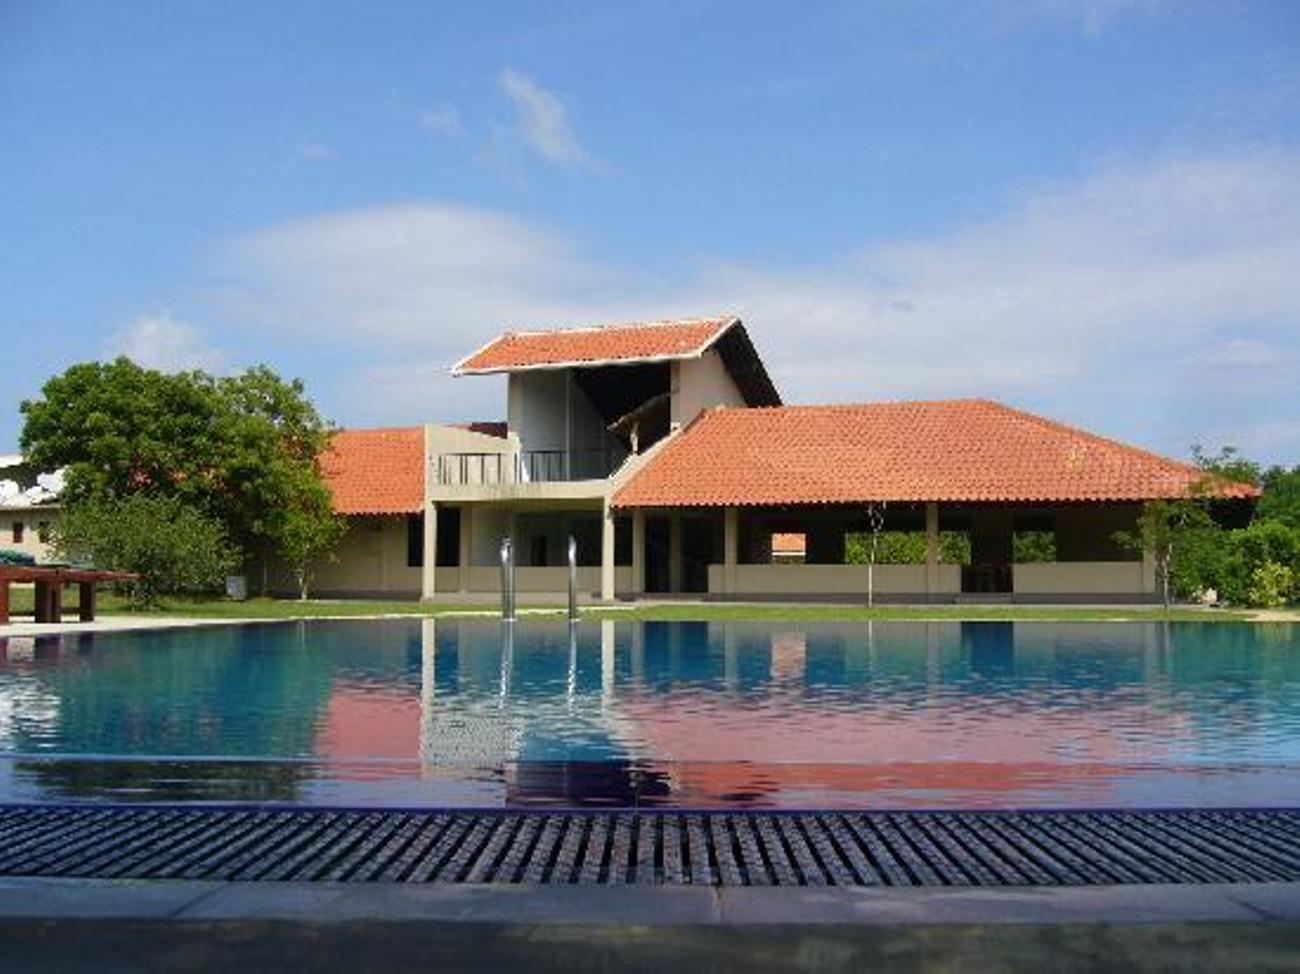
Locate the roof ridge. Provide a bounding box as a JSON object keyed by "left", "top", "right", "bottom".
{"left": 332, "top": 425, "right": 424, "bottom": 435}
{"left": 493, "top": 314, "right": 738, "bottom": 339}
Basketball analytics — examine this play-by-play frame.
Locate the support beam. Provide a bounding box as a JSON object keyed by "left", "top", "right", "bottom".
{"left": 925, "top": 502, "right": 940, "bottom": 600}
{"left": 723, "top": 506, "right": 739, "bottom": 595}
{"left": 79, "top": 582, "right": 96, "bottom": 623}
{"left": 600, "top": 500, "right": 616, "bottom": 601}
{"left": 458, "top": 505, "right": 472, "bottom": 594}
{"left": 421, "top": 503, "right": 438, "bottom": 603}
{"left": 630, "top": 508, "right": 646, "bottom": 596}
{"left": 669, "top": 511, "right": 684, "bottom": 594}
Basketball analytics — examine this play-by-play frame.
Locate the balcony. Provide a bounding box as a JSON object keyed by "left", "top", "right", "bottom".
{"left": 433, "top": 448, "right": 626, "bottom": 487}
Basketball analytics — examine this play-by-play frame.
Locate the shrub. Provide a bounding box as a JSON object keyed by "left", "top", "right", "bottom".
{"left": 54, "top": 494, "right": 237, "bottom": 606}
{"left": 1245, "top": 561, "right": 1295, "bottom": 609}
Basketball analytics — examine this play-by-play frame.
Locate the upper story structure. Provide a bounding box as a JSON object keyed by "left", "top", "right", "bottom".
{"left": 429, "top": 316, "right": 779, "bottom": 498}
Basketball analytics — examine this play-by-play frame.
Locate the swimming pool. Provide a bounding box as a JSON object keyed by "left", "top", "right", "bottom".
{"left": 1, "top": 619, "right": 1297, "bottom": 809}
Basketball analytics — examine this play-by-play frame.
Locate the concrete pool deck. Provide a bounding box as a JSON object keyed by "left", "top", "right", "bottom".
{"left": 0, "top": 878, "right": 1297, "bottom": 973}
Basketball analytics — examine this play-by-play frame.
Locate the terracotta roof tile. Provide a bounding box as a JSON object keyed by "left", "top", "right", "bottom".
{"left": 454, "top": 316, "right": 737, "bottom": 373}
{"left": 613, "top": 400, "right": 1259, "bottom": 508}
{"left": 322, "top": 427, "right": 424, "bottom": 515}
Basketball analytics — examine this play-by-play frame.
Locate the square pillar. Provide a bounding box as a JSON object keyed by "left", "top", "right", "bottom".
{"left": 458, "top": 505, "right": 473, "bottom": 594}
{"left": 630, "top": 508, "right": 646, "bottom": 596}
{"left": 925, "top": 502, "right": 940, "bottom": 599}
{"left": 421, "top": 502, "right": 438, "bottom": 603}
{"left": 601, "top": 499, "right": 616, "bottom": 601}
{"left": 669, "top": 511, "right": 684, "bottom": 593}
{"left": 723, "top": 506, "right": 739, "bottom": 595}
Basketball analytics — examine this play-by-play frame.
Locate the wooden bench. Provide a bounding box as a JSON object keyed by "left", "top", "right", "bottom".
{"left": 0, "top": 566, "right": 137, "bottom": 624}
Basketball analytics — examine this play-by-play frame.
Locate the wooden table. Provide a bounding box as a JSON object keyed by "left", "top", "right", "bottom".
{"left": 0, "top": 566, "right": 137, "bottom": 624}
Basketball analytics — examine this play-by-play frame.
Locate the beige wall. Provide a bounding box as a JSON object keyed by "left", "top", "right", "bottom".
{"left": 1, "top": 508, "right": 58, "bottom": 563}
{"left": 427, "top": 423, "right": 515, "bottom": 489}
{"left": 671, "top": 349, "right": 746, "bottom": 428}
{"left": 1013, "top": 561, "right": 1148, "bottom": 595}
{"left": 707, "top": 563, "right": 962, "bottom": 595}
{"left": 455, "top": 565, "right": 633, "bottom": 596}
{"left": 268, "top": 514, "right": 421, "bottom": 597}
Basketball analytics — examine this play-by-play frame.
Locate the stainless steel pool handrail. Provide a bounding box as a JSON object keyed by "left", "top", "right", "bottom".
{"left": 499, "top": 536, "right": 516, "bottom": 622}
{"left": 566, "top": 535, "right": 578, "bottom": 623}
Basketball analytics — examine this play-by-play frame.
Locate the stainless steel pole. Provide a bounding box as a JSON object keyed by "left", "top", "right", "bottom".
{"left": 499, "top": 535, "right": 515, "bottom": 621}
{"left": 567, "top": 535, "right": 578, "bottom": 623}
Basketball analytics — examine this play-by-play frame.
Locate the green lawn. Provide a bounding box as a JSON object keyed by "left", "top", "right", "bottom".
{"left": 5, "top": 586, "right": 1286, "bottom": 623}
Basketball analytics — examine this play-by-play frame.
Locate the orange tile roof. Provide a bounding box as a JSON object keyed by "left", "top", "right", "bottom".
{"left": 454, "top": 316, "right": 737, "bottom": 373}
{"left": 613, "top": 400, "right": 1260, "bottom": 508}
{"left": 322, "top": 427, "right": 424, "bottom": 515}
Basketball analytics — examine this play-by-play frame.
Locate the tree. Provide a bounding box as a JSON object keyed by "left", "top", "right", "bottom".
{"left": 1258, "top": 465, "right": 1300, "bottom": 529}
{"left": 54, "top": 494, "right": 237, "bottom": 606}
{"left": 1190, "top": 444, "right": 1262, "bottom": 489}
{"left": 267, "top": 467, "right": 346, "bottom": 600}
{"left": 21, "top": 359, "right": 342, "bottom": 592}
{"left": 1114, "top": 498, "right": 1214, "bottom": 608}
{"left": 863, "top": 502, "right": 886, "bottom": 606}
{"left": 20, "top": 359, "right": 228, "bottom": 507}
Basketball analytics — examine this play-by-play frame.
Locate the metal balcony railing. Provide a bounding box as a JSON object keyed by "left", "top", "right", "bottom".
{"left": 434, "top": 448, "right": 625, "bottom": 486}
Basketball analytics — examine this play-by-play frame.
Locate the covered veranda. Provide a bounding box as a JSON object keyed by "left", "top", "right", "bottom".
{"left": 614, "top": 500, "right": 1155, "bottom": 602}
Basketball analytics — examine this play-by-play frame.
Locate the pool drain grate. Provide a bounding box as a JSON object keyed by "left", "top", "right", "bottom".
{"left": 0, "top": 807, "right": 1297, "bottom": 887}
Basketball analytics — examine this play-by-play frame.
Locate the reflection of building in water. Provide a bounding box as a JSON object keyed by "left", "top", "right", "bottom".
{"left": 769, "top": 631, "right": 806, "bottom": 682}
{"left": 412, "top": 619, "right": 644, "bottom": 800}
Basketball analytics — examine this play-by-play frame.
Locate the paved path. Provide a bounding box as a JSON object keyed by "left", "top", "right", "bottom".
{"left": 0, "top": 879, "right": 1297, "bottom": 972}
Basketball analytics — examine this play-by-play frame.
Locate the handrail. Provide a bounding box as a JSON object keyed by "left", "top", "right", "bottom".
{"left": 435, "top": 448, "right": 625, "bottom": 486}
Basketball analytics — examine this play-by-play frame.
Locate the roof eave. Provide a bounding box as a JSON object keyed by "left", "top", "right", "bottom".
{"left": 451, "top": 316, "right": 741, "bottom": 376}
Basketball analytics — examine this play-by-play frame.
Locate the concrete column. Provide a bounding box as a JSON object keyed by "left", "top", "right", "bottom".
{"left": 925, "top": 502, "right": 940, "bottom": 599}
{"left": 723, "top": 506, "right": 739, "bottom": 595}
{"left": 458, "top": 505, "right": 472, "bottom": 594}
{"left": 421, "top": 503, "right": 438, "bottom": 602}
{"left": 669, "top": 511, "right": 684, "bottom": 593}
{"left": 630, "top": 508, "right": 646, "bottom": 596}
{"left": 601, "top": 500, "right": 616, "bottom": 601}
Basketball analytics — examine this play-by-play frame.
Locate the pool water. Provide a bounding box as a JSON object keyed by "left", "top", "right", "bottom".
{"left": 1, "top": 619, "right": 1298, "bottom": 809}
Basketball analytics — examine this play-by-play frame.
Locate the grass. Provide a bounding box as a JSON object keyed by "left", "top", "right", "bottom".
{"left": 6, "top": 585, "right": 1290, "bottom": 623}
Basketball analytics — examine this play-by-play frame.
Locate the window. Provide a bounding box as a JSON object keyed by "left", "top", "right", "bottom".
{"left": 11, "top": 522, "right": 22, "bottom": 544}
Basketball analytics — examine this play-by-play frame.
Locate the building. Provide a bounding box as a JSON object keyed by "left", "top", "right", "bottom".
{"left": 0, "top": 457, "right": 61, "bottom": 563}
{"left": 303, "top": 316, "right": 1255, "bottom": 603}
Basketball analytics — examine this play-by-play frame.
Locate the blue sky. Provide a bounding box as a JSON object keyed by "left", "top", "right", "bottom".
{"left": 3, "top": 0, "right": 1299, "bottom": 461}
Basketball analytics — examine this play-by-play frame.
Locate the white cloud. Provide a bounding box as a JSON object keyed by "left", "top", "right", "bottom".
{"left": 298, "top": 139, "right": 337, "bottom": 161}
{"left": 104, "top": 312, "right": 226, "bottom": 373}
{"left": 213, "top": 147, "right": 1300, "bottom": 459}
{"left": 1039, "top": 0, "right": 1167, "bottom": 36}
{"left": 419, "top": 104, "right": 463, "bottom": 138}
{"left": 497, "top": 68, "right": 603, "bottom": 172}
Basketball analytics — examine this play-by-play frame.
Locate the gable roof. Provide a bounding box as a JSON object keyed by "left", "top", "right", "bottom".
{"left": 613, "top": 399, "right": 1259, "bottom": 508}
{"left": 454, "top": 316, "right": 737, "bottom": 373}
{"left": 322, "top": 427, "right": 424, "bottom": 515}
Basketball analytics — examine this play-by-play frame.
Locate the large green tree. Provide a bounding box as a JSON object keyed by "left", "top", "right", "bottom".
{"left": 1258, "top": 465, "right": 1300, "bottom": 529}
{"left": 21, "top": 359, "right": 342, "bottom": 590}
